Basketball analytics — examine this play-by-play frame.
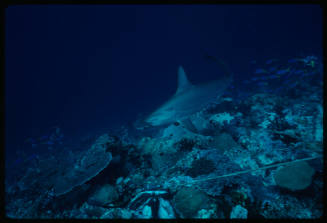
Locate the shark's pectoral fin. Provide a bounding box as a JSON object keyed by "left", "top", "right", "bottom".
{"left": 179, "top": 118, "right": 199, "bottom": 134}
{"left": 176, "top": 66, "right": 193, "bottom": 95}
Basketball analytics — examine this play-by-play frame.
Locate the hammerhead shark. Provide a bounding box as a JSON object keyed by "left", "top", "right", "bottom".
{"left": 137, "top": 61, "right": 233, "bottom": 130}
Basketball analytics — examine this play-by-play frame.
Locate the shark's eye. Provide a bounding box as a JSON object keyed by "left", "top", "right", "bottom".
{"left": 174, "top": 122, "right": 180, "bottom": 126}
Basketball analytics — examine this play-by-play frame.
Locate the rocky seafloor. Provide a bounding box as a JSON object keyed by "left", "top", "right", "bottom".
{"left": 5, "top": 55, "right": 323, "bottom": 219}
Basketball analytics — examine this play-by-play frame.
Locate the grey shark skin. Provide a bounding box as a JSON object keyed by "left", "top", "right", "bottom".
{"left": 144, "top": 66, "right": 233, "bottom": 127}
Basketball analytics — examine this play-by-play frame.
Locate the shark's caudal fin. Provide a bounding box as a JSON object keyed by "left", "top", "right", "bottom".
{"left": 176, "top": 66, "right": 193, "bottom": 94}
{"left": 203, "top": 53, "right": 233, "bottom": 81}
{"left": 214, "top": 58, "right": 234, "bottom": 81}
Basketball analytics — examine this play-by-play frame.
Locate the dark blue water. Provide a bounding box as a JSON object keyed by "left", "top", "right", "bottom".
{"left": 5, "top": 5, "right": 322, "bottom": 171}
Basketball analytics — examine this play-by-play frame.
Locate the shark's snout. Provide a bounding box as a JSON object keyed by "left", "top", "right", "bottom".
{"left": 144, "top": 116, "right": 162, "bottom": 126}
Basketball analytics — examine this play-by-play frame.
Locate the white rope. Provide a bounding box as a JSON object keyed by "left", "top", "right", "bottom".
{"left": 167, "top": 155, "right": 322, "bottom": 185}
{"left": 191, "top": 155, "right": 322, "bottom": 183}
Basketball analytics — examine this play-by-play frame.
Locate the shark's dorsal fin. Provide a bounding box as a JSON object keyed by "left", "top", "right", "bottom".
{"left": 176, "top": 66, "right": 192, "bottom": 94}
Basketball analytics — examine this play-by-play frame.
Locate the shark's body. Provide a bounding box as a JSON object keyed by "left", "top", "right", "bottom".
{"left": 143, "top": 65, "right": 233, "bottom": 127}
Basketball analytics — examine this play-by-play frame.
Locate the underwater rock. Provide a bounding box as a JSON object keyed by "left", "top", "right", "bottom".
{"left": 80, "top": 202, "right": 107, "bottom": 218}
{"left": 230, "top": 204, "right": 248, "bottom": 219}
{"left": 188, "top": 111, "right": 210, "bottom": 133}
{"left": 173, "top": 187, "right": 211, "bottom": 218}
{"left": 259, "top": 192, "right": 319, "bottom": 218}
{"left": 137, "top": 136, "right": 191, "bottom": 173}
{"left": 129, "top": 173, "right": 144, "bottom": 189}
{"left": 196, "top": 208, "right": 216, "bottom": 219}
{"left": 205, "top": 132, "right": 240, "bottom": 152}
{"left": 236, "top": 128, "right": 288, "bottom": 167}
{"left": 283, "top": 102, "right": 322, "bottom": 145}
{"left": 100, "top": 208, "right": 132, "bottom": 219}
{"left": 245, "top": 93, "right": 284, "bottom": 130}
{"left": 150, "top": 150, "right": 183, "bottom": 173}
{"left": 186, "top": 158, "right": 216, "bottom": 177}
{"left": 174, "top": 138, "right": 198, "bottom": 152}
{"left": 164, "top": 175, "right": 195, "bottom": 193}
{"left": 88, "top": 184, "right": 119, "bottom": 207}
{"left": 273, "top": 161, "right": 315, "bottom": 191}
{"left": 137, "top": 137, "right": 155, "bottom": 155}
{"left": 209, "top": 112, "right": 235, "bottom": 126}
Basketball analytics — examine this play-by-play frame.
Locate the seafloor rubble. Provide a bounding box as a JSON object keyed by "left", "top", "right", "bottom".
{"left": 5, "top": 55, "right": 323, "bottom": 219}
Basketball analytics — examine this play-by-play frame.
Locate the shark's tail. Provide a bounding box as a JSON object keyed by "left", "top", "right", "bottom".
{"left": 203, "top": 53, "right": 233, "bottom": 82}
{"left": 215, "top": 58, "right": 234, "bottom": 81}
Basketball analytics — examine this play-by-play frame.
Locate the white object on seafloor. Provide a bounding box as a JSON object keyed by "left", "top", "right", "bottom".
{"left": 210, "top": 112, "right": 234, "bottom": 125}
{"left": 141, "top": 205, "right": 152, "bottom": 219}
{"left": 158, "top": 197, "right": 175, "bottom": 219}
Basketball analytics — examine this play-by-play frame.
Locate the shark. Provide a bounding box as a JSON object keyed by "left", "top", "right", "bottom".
{"left": 136, "top": 61, "right": 233, "bottom": 130}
